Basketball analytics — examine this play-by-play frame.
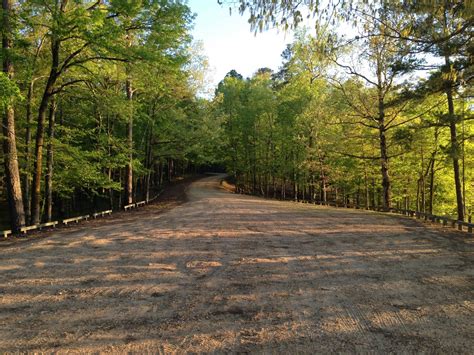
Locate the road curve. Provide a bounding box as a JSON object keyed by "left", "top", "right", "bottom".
{"left": 0, "top": 174, "right": 473, "bottom": 353}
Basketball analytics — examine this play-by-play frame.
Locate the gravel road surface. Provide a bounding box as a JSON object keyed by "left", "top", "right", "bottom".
{"left": 0, "top": 174, "right": 473, "bottom": 353}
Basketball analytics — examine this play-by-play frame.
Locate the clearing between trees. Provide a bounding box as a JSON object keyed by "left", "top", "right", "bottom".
{"left": 0, "top": 175, "right": 473, "bottom": 353}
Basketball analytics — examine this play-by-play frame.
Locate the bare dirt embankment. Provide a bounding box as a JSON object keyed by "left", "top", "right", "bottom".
{"left": 0, "top": 175, "right": 473, "bottom": 353}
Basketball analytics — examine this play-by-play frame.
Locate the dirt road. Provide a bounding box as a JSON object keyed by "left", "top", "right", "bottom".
{"left": 0, "top": 175, "right": 473, "bottom": 353}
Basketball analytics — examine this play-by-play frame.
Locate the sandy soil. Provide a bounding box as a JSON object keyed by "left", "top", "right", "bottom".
{"left": 0, "top": 174, "right": 473, "bottom": 353}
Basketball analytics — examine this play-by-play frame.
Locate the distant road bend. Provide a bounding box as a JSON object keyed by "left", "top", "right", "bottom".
{"left": 0, "top": 175, "right": 473, "bottom": 352}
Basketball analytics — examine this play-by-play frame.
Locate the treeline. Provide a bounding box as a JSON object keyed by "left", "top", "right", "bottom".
{"left": 1, "top": 0, "right": 472, "bottom": 233}
{"left": 214, "top": 1, "right": 473, "bottom": 221}
{"left": 0, "top": 0, "right": 218, "bottom": 232}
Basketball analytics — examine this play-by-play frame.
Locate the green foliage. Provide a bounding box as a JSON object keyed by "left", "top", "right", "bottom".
{"left": 0, "top": 72, "right": 21, "bottom": 109}
{"left": 212, "top": 16, "right": 473, "bottom": 219}
{"left": 0, "top": 0, "right": 221, "bottom": 227}
{"left": 1, "top": 0, "right": 472, "bottom": 227}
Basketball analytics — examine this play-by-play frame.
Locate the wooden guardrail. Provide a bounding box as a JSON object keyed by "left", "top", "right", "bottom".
{"left": 291, "top": 199, "right": 473, "bottom": 234}
{"left": 1, "top": 192, "right": 164, "bottom": 238}
{"left": 1, "top": 191, "right": 166, "bottom": 238}
{"left": 123, "top": 189, "right": 164, "bottom": 211}
{"left": 246, "top": 188, "right": 473, "bottom": 235}
{"left": 92, "top": 210, "right": 112, "bottom": 218}
{"left": 63, "top": 214, "right": 90, "bottom": 225}
{"left": 20, "top": 221, "right": 59, "bottom": 234}
{"left": 386, "top": 207, "right": 473, "bottom": 233}
{"left": 124, "top": 203, "right": 135, "bottom": 211}
{"left": 20, "top": 225, "right": 38, "bottom": 233}
{"left": 124, "top": 200, "right": 149, "bottom": 211}
{"left": 2, "top": 208, "right": 117, "bottom": 238}
{"left": 40, "top": 221, "right": 59, "bottom": 229}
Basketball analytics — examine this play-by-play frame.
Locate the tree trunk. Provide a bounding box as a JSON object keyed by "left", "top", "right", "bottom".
{"left": 272, "top": 175, "right": 276, "bottom": 198}
{"left": 428, "top": 128, "right": 439, "bottom": 214}
{"left": 419, "top": 146, "right": 426, "bottom": 212}
{"left": 371, "top": 178, "right": 376, "bottom": 208}
{"left": 2, "top": 0, "right": 25, "bottom": 232}
{"left": 293, "top": 170, "right": 298, "bottom": 201}
{"left": 31, "top": 37, "right": 59, "bottom": 224}
{"left": 125, "top": 78, "right": 133, "bottom": 205}
{"left": 416, "top": 180, "right": 421, "bottom": 212}
{"left": 318, "top": 153, "right": 327, "bottom": 203}
{"left": 364, "top": 169, "right": 370, "bottom": 209}
{"left": 377, "top": 70, "right": 391, "bottom": 210}
{"left": 106, "top": 113, "right": 114, "bottom": 209}
{"left": 281, "top": 178, "right": 286, "bottom": 199}
{"left": 108, "top": 168, "right": 114, "bottom": 209}
{"left": 23, "top": 80, "right": 34, "bottom": 223}
{"left": 445, "top": 57, "right": 464, "bottom": 220}
{"left": 45, "top": 97, "right": 56, "bottom": 222}
{"left": 144, "top": 128, "right": 153, "bottom": 202}
{"left": 31, "top": 85, "right": 53, "bottom": 224}
{"left": 428, "top": 159, "right": 435, "bottom": 214}
{"left": 159, "top": 160, "right": 163, "bottom": 186}
{"left": 252, "top": 146, "right": 257, "bottom": 194}
{"left": 168, "top": 158, "right": 173, "bottom": 182}
{"left": 404, "top": 187, "right": 409, "bottom": 211}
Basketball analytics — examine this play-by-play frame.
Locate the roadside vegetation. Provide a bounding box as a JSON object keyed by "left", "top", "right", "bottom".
{"left": 215, "top": 0, "right": 473, "bottom": 221}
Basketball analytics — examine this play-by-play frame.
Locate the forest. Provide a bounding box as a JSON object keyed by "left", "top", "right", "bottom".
{"left": 1, "top": 0, "right": 473, "bottom": 233}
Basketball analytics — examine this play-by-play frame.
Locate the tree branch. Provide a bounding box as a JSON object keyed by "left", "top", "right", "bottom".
{"left": 332, "top": 59, "right": 379, "bottom": 87}
{"left": 51, "top": 79, "right": 88, "bottom": 95}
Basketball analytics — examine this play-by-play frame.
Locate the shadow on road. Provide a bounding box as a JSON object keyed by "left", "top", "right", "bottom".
{"left": 0, "top": 175, "right": 473, "bottom": 353}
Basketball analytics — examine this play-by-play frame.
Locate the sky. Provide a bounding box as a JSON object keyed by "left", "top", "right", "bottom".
{"left": 187, "top": 0, "right": 294, "bottom": 89}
